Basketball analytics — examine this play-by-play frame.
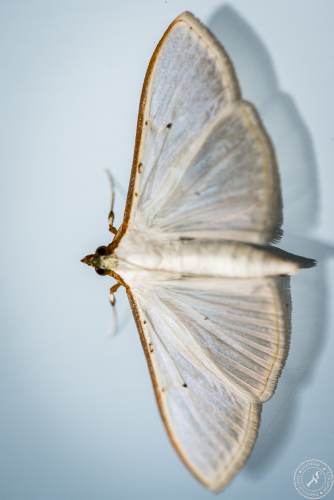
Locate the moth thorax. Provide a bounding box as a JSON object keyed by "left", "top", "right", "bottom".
{"left": 99, "top": 253, "right": 117, "bottom": 271}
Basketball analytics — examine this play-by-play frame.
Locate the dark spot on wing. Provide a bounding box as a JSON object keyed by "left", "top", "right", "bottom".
{"left": 166, "top": 123, "right": 172, "bottom": 129}
{"left": 182, "top": 383, "right": 188, "bottom": 388}
{"left": 179, "top": 236, "right": 194, "bottom": 241}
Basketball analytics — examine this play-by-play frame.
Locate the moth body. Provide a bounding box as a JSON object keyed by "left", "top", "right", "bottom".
{"left": 104, "top": 233, "right": 303, "bottom": 281}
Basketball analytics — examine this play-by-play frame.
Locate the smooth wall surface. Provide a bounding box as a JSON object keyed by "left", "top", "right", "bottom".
{"left": 1, "top": 1, "right": 333, "bottom": 499}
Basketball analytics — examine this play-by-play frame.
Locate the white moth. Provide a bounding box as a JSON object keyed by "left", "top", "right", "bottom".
{"left": 82, "top": 12, "right": 315, "bottom": 492}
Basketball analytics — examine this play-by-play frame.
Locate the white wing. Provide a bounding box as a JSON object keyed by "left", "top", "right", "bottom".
{"left": 110, "top": 10, "right": 288, "bottom": 491}
{"left": 115, "top": 11, "right": 282, "bottom": 248}
{"left": 127, "top": 275, "right": 290, "bottom": 491}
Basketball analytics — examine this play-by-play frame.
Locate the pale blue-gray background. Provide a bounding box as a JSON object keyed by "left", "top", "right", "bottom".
{"left": 1, "top": 1, "right": 333, "bottom": 499}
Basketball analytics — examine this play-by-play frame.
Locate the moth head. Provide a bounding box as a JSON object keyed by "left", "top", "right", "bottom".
{"left": 81, "top": 245, "right": 116, "bottom": 275}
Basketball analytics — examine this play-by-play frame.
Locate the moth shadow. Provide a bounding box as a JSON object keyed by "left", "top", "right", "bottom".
{"left": 208, "top": 4, "right": 331, "bottom": 478}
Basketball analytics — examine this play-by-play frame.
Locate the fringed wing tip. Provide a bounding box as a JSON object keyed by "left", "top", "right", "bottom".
{"left": 205, "top": 403, "right": 261, "bottom": 493}
{"left": 298, "top": 256, "right": 317, "bottom": 269}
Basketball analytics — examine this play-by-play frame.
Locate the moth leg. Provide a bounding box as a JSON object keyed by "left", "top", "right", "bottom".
{"left": 109, "top": 282, "right": 121, "bottom": 306}
{"left": 108, "top": 210, "right": 118, "bottom": 235}
{"left": 108, "top": 283, "right": 122, "bottom": 337}
{"left": 105, "top": 169, "right": 118, "bottom": 235}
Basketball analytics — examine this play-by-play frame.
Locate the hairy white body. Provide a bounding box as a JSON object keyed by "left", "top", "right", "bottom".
{"left": 109, "top": 232, "right": 299, "bottom": 281}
